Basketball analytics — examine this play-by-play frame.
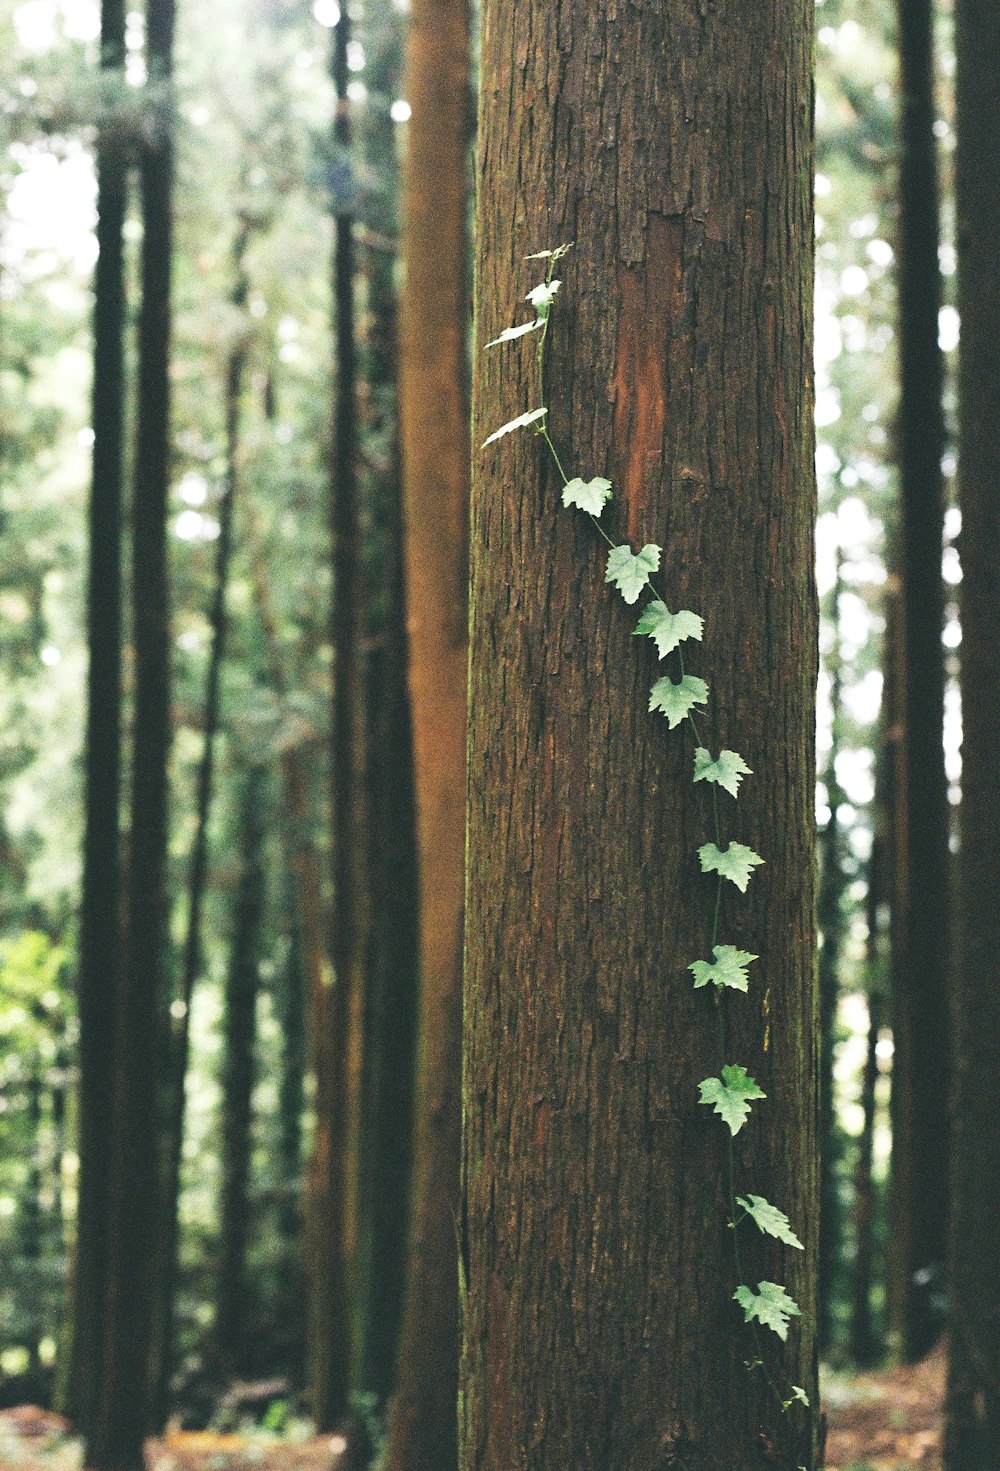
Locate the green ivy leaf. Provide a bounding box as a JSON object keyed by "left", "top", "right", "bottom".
{"left": 562, "top": 476, "right": 613, "bottom": 516}
{"left": 482, "top": 406, "right": 547, "bottom": 447}
{"left": 606, "top": 544, "right": 661, "bottom": 604}
{"left": 634, "top": 601, "right": 704, "bottom": 658}
{"left": 649, "top": 674, "right": 709, "bottom": 729}
{"left": 788, "top": 1386, "right": 810, "bottom": 1409}
{"left": 733, "top": 1281, "right": 801, "bottom": 1342}
{"left": 693, "top": 747, "right": 753, "bottom": 799}
{"left": 526, "top": 279, "right": 561, "bottom": 309}
{"left": 697, "top": 840, "right": 764, "bottom": 893}
{"left": 485, "top": 319, "right": 544, "bottom": 347}
{"left": 736, "top": 1194, "right": 804, "bottom": 1250}
{"left": 688, "top": 944, "right": 758, "bottom": 993}
{"left": 697, "top": 1064, "right": 765, "bottom": 1135}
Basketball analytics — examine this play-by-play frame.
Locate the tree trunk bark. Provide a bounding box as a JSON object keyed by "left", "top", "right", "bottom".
{"left": 944, "top": 0, "right": 1000, "bottom": 1460}
{"left": 888, "top": 0, "right": 950, "bottom": 1363}
{"left": 382, "top": 0, "right": 470, "bottom": 1466}
{"left": 464, "top": 3, "right": 817, "bottom": 1467}
{"left": 64, "top": 0, "right": 127, "bottom": 1434}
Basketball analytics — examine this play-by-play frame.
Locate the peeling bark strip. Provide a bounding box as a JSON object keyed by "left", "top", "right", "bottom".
{"left": 465, "top": 1, "right": 817, "bottom": 1469}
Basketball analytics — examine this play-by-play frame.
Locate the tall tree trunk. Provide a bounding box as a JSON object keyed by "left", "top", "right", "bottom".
{"left": 944, "top": 0, "right": 1000, "bottom": 1460}
{"left": 818, "top": 558, "right": 846, "bottom": 1356}
{"left": 88, "top": 0, "right": 175, "bottom": 1462}
{"left": 276, "top": 875, "right": 306, "bottom": 1308}
{"left": 888, "top": 0, "right": 950, "bottom": 1363}
{"left": 383, "top": 0, "right": 470, "bottom": 1466}
{"left": 849, "top": 987, "right": 883, "bottom": 1369}
{"left": 154, "top": 219, "right": 250, "bottom": 1422}
{"left": 308, "top": 1, "right": 363, "bottom": 1429}
{"left": 215, "top": 765, "right": 267, "bottom": 1371}
{"left": 63, "top": 0, "right": 127, "bottom": 1433}
{"left": 464, "top": 3, "right": 817, "bottom": 1468}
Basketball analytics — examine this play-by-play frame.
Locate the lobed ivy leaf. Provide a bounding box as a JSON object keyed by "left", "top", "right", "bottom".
{"left": 649, "top": 674, "right": 709, "bottom": 729}
{"left": 697, "top": 840, "right": 764, "bottom": 893}
{"left": 693, "top": 746, "right": 753, "bottom": 799}
{"left": 688, "top": 944, "right": 758, "bottom": 993}
{"left": 634, "top": 601, "right": 704, "bottom": 658}
{"left": 736, "top": 1194, "right": 804, "bottom": 1250}
{"left": 697, "top": 1064, "right": 765, "bottom": 1135}
{"left": 606, "top": 543, "right": 661, "bottom": 604}
{"left": 485, "top": 319, "right": 544, "bottom": 347}
{"left": 733, "top": 1281, "right": 801, "bottom": 1342}
{"left": 562, "top": 475, "right": 613, "bottom": 517}
{"left": 526, "top": 279, "right": 561, "bottom": 309}
{"left": 482, "top": 406, "right": 547, "bottom": 447}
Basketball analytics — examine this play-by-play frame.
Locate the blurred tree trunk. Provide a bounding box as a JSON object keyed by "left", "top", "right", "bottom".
{"left": 382, "top": 0, "right": 470, "bottom": 1467}
{"left": 62, "top": 0, "right": 127, "bottom": 1434}
{"left": 464, "top": 0, "right": 817, "bottom": 1466}
{"left": 276, "top": 875, "right": 306, "bottom": 1310}
{"left": 818, "top": 557, "right": 846, "bottom": 1355}
{"left": 87, "top": 0, "right": 176, "bottom": 1462}
{"left": 850, "top": 987, "right": 883, "bottom": 1369}
{"left": 308, "top": 0, "right": 364, "bottom": 1431}
{"left": 944, "top": 0, "right": 1000, "bottom": 1460}
{"left": 215, "top": 765, "right": 267, "bottom": 1370}
{"left": 888, "top": 0, "right": 950, "bottom": 1363}
{"left": 154, "top": 217, "right": 250, "bottom": 1424}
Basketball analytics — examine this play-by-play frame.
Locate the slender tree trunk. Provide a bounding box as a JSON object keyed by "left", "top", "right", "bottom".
{"left": 944, "top": 1, "right": 1000, "bottom": 1460}
{"left": 64, "top": 0, "right": 127, "bottom": 1433}
{"left": 154, "top": 220, "right": 250, "bottom": 1422}
{"left": 276, "top": 876, "right": 306, "bottom": 1298}
{"left": 87, "top": 1, "right": 175, "bottom": 1463}
{"left": 308, "top": 2, "right": 363, "bottom": 1429}
{"left": 464, "top": 4, "right": 817, "bottom": 1468}
{"left": 818, "top": 559, "right": 845, "bottom": 1356}
{"left": 849, "top": 988, "right": 883, "bottom": 1369}
{"left": 215, "top": 766, "right": 267, "bottom": 1371}
{"left": 383, "top": 0, "right": 470, "bottom": 1466}
{"left": 888, "top": 0, "right": 950, "bottom": 1363}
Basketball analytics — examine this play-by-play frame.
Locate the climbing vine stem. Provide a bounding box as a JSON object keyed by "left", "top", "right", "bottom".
{"left": 481, "top": 245, "right": 817, "bottom": 1471}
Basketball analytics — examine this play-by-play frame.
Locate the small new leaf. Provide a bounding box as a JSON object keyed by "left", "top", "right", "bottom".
{"left": 693, "top": 746, "right": 753, "bottom": 799}
{"left": 786, "top": 1386, "right": 810, "bottom": 1410}
{"left": 733, "top": 1282, "right": 801, "bottom": 1342}
{"left": 526, "top": 279, "right": 561, "bottom": 309}
{"left": 605, "top": 543, "right": 661, "bottom": 604}
{"left": 562, "top": 476, "right": 613, "bottom": 517}
{"left": 649, "top": 674, "right": 709, "bottom": 729}
{"left": 688, "top": 944, "right": 758, "bottom": 993}
{"left": 482, "top": 406, "right": 547, "bottom": 447}
{"left": 525, "top": 243, "right": 573, "bottom": 261}
{"left": 736, "top": 1194, "right": 804, "bottom": 1250}
{"left": 698, "top": 1064, "right": 765, "bottom": 1135}
{"left": 485, "top": 319, "right": 544, "bottom": 348}
{"left": 698, "top": 841, "right": 765, "bottom": 893}
{"left": 634, "top": 602, "right": 704, "bottom": 658}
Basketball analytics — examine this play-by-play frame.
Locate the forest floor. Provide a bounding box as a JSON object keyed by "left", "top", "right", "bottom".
{"left": 0, "top": 1349, "right": 945, "bottom": 1471}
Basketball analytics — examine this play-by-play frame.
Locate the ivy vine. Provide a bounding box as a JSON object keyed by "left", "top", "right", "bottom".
{"left": 482, "top": 244, "right": 816, "bottom": 1470}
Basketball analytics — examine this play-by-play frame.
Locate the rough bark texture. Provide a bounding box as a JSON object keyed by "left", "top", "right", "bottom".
{"left": 945, "top": 0, "right": 1000, "bottom": 1461}
{"left": 382, "top": 0, "right": 470, "bottom": 1466}
{"left": 464, "top": 4, "right": 817, "bottom": 1469}
{"left": 87, "top": 3, "right": 175, "bottom": 1463}
{"left": 65, "top": 0, "right": 126, "bottom": 1434}
{"left": 888, "top": 0, "right": 951, "bottom": 1363}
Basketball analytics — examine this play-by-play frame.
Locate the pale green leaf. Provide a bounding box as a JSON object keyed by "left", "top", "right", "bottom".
{"left": 526, "top": 279, "right": 561, "bottom": 308}
{"left": 688, "top": 944, "right": 758, "bottom": 993}
{"left": 736, "top": 1194, "right": 804, "bottom": 1250}
{"left": 788, "top": 1386, "right": 810, "bottom": 1409}
{"left": 605, "top": 543, "right": 661, "bottom": 604}
{"left": 698, "top": 840, "right": 764, "bottom": 893}
{"left": 485, "top": 319, "right": 544, "bottom": 348}
{"left": 525, "top": 243, "right": 573, "bottom": 261}
{"left": 733, "top": 1281, "right": 801, "bottom": 1342}
{"left": 633, "top": 602, "right": 704, "bottom": 658}
{"left": 698, "top": 1064, "right": 765, "bottom": 1135}
{"left": 482, "top": 406, "right": 547, "bottom": 447}
{"left": 649, "top": 674, "right": 709, "bottom": 729}
{"left": 693, "top": 746, "right": 753, "bottom": 798}
{"left": 562, "top": 476, "right": 613, "bottom": 516}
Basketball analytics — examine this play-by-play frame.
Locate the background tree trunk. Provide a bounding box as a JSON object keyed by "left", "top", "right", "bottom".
{"left": 382, "top": 0, "right": 470, "bottom": 1465}
{"left": 464, "top": 2, "right": 817, "bottom": 1467}
{"left": 944, "top": 0, "right": 1000, "bottom": 1459}
{"left": 888, "top": 0, "right": 950, "bottom": 1363}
